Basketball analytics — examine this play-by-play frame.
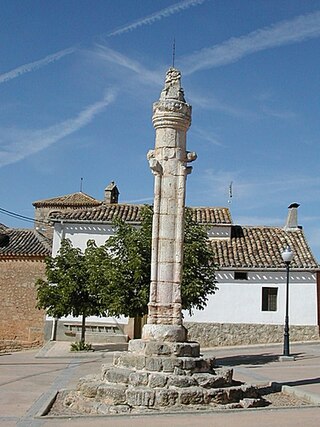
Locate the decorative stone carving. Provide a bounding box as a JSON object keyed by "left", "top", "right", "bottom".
{"left": 142, "top": 67, "right": 196, "bottom": 342}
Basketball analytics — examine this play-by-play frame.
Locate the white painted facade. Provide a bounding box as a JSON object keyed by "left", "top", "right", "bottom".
{"left": 51, "top": 221, "right": 127, "bottom": 327}
{"left": 183, "top": 270, "right": 318, "bottom": 326}
{"left": 51, "top": 221, "right": 319, "bottom": 328}
{"left": 52, "top": 222, "right": 116, "bottom": 255}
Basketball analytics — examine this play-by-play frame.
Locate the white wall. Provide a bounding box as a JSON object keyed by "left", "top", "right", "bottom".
{"left": 53, "top": 222, "right": 114, "bottom": 255}
{"left": 51, "top": 222, "right": 128, "bottom": 325}
{"left": 52, "top": 224, "right": 318, "bottom": 327}
{"left": 183, "top": 270, "right": 318, "bottom": 326}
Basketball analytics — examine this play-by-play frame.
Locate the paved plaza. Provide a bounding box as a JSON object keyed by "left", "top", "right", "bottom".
{"left": 0, "top": 341, "right": 319, "bottom": 426}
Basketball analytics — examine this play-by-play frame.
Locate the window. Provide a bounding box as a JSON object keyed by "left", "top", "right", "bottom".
{"left": 262, "top": 287, "right": 278, "bottom": 311}
{"left": 234, "top": 271, "right": 248, "bottom": 280}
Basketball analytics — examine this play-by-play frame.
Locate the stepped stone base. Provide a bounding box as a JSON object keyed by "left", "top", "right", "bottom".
{"left": 59, "top": 339, "right": 268, "bottom": 414}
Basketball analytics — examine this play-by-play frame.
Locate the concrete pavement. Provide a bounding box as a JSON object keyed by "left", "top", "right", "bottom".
{"left": 0, "top": 341, "right": 319, "bottom": 426}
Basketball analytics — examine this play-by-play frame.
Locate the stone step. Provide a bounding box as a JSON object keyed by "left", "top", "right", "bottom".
{"left": 72, "top": 379, "right": 263, "bottom": 412}
{"left": 112, "top": 352, "right": 216, "bottom": 374}
{"left": 128, "top": 339, "right": 200, "bottom": 357}
{"left": 100, "top": 365, "right": 234, "bottom": 389}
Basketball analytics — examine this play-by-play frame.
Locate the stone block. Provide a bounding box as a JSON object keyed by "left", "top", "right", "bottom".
{"left": 114, "top": 353, "right": 146, "bottom": 370}
{"left": 96, "top": 384, "right": 127, "bottom": 405}
{"left": 148, "top": 373, "right": 168, "bottom": 388}
{"left": 226, "top": 386, "right": 244, "bottom": 403}
{"left": 181, "top": 357, "right": 196, "bottom": 370}
{"left": 126, "top": 387, "right": 155, "bottom": 407}
{"left": 145, "top": 356, "right": 163, "bottom": 371}
{"left": 167, "top": 375, "right": 197, "bottom": 388}
{"left": 101, "top": 364, "right": 109, "bottom": 380}
{"left": 192, "top": 357, "right": 216, "bottom": 373}
{"left": 173, "top": 367, "right": 186, "bottom": 375}
{"left": 240, "top": 398, "right": 267, "bottom": 408}
{"left": 205, "top": 388, "right": 229, "bottom": 404}
{"left": 155, "top": 389, "right": 179, "bottom": 406}
{"left": 193, "top": 372, "right": 231, "bottom": 389}
{"left": 128, "top": 339, "right": 146, "bottom": 353}
{"left": 107, "top": 405, "right": 131, "bottom": 414}
{"left": 179, "top": 387, "right": 205, "bottom": 405}
{"left": 241, "top": 384, "right": 259, "bottom": 398}
{"left": 77, "top": 380, "right": 100, "bottom": 398}
{"left": 129, "top": 371, "right": 149, "bottom": 387}
{"left": 145, "top": 341, "right": 172, "bottom": 356}
{"left": 172, "top": 342, "right": 200, "bottom": 357}
{"left": 162, "top": 357, "right": 183, "bottom": 372}
{"left": 105, "top": 367, "right": 132, "bottom": 384}
{"left": 214, "top": 367, "right": 233, "bottom": 385}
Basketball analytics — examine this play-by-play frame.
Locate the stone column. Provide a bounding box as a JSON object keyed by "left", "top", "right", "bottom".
{"left": 142, "top": 68, "right": 196, "bottom": 342}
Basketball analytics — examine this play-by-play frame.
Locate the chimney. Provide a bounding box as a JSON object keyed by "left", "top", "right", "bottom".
{"left": 284, "top": 203, "right": 300, "bottom": 231}
{"left": 104, "top": 181, "right": 119, "bottom": 204}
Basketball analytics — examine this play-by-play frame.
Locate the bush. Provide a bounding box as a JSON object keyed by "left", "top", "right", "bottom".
{"left": 70, "top": 341, "right": 93, "bottom": 352}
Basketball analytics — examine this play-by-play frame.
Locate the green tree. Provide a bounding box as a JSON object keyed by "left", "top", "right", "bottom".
{"left": 37, "top": 207, "right": 218, "bottom": 339}
{"left": 36, "top": 239, "right": 109, "bottom": 343}
{"left": 103, "top": 206, "right": 217, "bottom": 317}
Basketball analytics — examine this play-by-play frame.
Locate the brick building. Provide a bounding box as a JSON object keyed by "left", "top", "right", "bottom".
{"left": 0, "top": 224, "right": 51, "bottom": 351}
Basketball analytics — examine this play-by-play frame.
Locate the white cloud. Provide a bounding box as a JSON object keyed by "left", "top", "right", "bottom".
{"left": 93, "top": 44, "right": 163, "bottom": 86}
{"left": 260, "top": 105, "right": 297, "bottom": 120}
{"left": 0, "top": 90, "right": 116, "bottom": 168}
{"left": 0, "top": 47, "right": 76, "bottom": 84}
{"left": 181, "top": 10, "right": 320, "bottom": 74}
{"left": 106, "top": 0, "right": 208, "bottom": 37}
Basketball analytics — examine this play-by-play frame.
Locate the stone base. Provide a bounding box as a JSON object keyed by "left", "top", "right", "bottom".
{"left": 142, "top": 324, "right": 187, "bottom": 342}
{"left": 278, "top": 355, "right": 296, "bottom": 362}
{"left": 59, "top": 339, "right": 268, "bottom": 414}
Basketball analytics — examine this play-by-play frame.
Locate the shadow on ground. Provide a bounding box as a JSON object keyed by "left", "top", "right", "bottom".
{"left": 216, "top": 352, "right": 304, "bottom": 366}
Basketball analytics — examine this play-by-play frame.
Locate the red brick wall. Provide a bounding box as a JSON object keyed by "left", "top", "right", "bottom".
{"left": 0, "top": 257, "right": 46, "bottom": 350}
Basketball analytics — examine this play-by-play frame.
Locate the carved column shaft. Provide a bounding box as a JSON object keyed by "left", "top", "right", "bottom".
{"left": 142, "top": 68, "right": 196, "bottom": 342}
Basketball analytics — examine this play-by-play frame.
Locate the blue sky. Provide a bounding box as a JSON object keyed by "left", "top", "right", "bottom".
{"left": 1, "top": 0, "right": 320, "bottom": 260}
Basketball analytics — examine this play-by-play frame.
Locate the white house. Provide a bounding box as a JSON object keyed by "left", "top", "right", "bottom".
{"left": 46, "top": 191, "right": 319, "bottom": 347}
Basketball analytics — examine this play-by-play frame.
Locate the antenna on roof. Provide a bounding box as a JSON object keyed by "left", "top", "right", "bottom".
{"left": 228, "top": 181, "right": 233, "bottom": 204}
{"left": 80, "top": 177, "right": 83, "bottom": 193}
{"left": 172, "top": 38, "right": 176, "bottom": 68}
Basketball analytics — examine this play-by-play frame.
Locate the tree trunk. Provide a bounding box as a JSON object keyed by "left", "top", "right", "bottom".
{"left": 81, "top": 314, "right": 86, "bottom": 343}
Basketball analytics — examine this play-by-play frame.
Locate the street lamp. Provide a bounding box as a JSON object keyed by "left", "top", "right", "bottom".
{"left": 281, "top": 246, "right": 294, "bottom": 357}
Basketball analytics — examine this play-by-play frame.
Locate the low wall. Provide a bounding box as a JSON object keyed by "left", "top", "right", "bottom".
{"left": 185, "top": 322, "right": 320, "bottom": 347}
{"left": 44, "top": 320, "right": 128, "bottom": 343}
{"left": 0, "top": 339, "right": 42, "bottom": 353}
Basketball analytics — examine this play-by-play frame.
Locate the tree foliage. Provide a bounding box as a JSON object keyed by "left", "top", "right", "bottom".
{"left": 36, "top": 239, "right": 110, "bottom": 342}
{"left": 36, "top": 206, "right": 218, "bottom": 332}
{"left": 103, "top": 206, "right": 217, "bottom": 317}
{"left": 181, "top": 209, "right": 218, "bottom": 315}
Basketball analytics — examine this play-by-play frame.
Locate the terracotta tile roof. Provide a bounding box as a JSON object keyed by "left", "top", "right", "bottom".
{"left": 0, "top": 227, "right": 51, "bottom": 257}
{"left": 191, "top": 207, "right": 232, "bottom": 224}
{"left": 49, "top": 204, "right": 233, "bottom": 225}
{"left": 211, "top": 225, "right": 318, "bottom": 270}
{"left": 32, "top": 192, "right": 101, "bottom": 208}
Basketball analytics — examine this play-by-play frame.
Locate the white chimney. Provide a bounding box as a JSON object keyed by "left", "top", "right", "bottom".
{"left": 284, "top": 203, "right": 300, "bottom": 231}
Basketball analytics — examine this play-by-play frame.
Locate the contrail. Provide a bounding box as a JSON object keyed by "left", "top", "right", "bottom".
{"left": 0, "top": 90, "right": 116, "bottom": 168}
{"left": 107, "top": 0, "right": 208, "bottom": 37}
{"left": 0, "top": 47, "right": 76, "bottom": 84}
{"left": 181, "top": 10, "right": 320, "bottom": 74}
{"left": 0, "top": 1, "right": 207, "bottom": 85}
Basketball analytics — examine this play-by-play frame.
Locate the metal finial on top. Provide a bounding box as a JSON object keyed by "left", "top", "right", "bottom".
{"left": 172, "top": 38, "right": 176, "bottom": 68}
{"left": 80, "top": 177, "right": 83, "bottom": 192}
